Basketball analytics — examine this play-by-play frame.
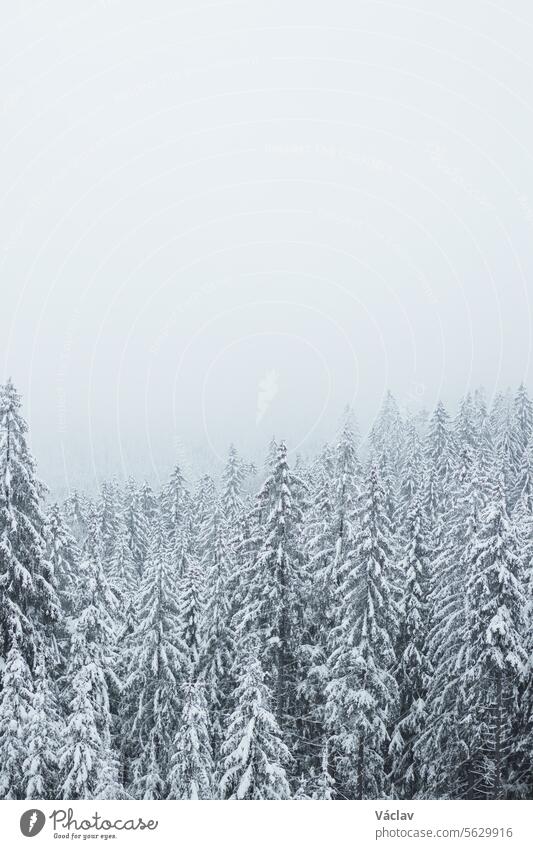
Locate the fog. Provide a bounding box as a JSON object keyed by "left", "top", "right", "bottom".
{"left": 1, "top": 0, "right": 533, "bottom": 494}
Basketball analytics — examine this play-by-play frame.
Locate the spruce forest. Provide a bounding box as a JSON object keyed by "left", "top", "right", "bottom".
{"left": 0, "top": 378, "right": 532, "bottom": 802}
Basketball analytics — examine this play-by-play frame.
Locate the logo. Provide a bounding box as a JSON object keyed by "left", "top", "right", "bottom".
{"left": 20, "top": 809, "right": 45, "bottom": 837}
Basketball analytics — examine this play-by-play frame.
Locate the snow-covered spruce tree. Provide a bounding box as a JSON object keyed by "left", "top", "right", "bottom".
{"left": 0, "top": 380, "right": 63, "bottom": 799}
{"left": 308, "top": 741, "right": 335, "bottom": 800}
{"left": 0, "top": 636, "right": 34, "bottom": 798}
{"left": 236, "top": 441, "right": 305, "bottom": 732}
{"left": 219, "top": 645, "right": 292, "bottom": 800}
{"left": 492, "top": 395, "right": 515, "bottom": 510}
{"left": 198, "top": 506, "right": 236, "bottom": 759}
{"left": 23, "top": 648, "right": 62, "bottom": 799}
{"left": 461, "top": 475, "right": 529, "bottom": 799}
{"left": 123, "top": 477, "right": 149, "bottom": 578}
{"left": 474, "top": 392, "right": 496, "bottom": 491}
{"left": 121, "top": 511, "right": 188, "bottom": 799}
{"left": 395, "top": 419, "right": 424, "bottom": 531}
{"left": 162, "top": 465, "right": 190, "bottom": 561}
{"left": 326, "top": 408, "right": 361, "bottom": 597}
{"left": 325, "top": 463, "right": 398, "bottom": 800}
{"left": 0, "top": 379, "right": 61, "bottom": 669}
{"left": 221, "top": 443, "right": 245, "bottom": 532}
{"left": 516, "top": 507, "right": 533, "bottom": 797}
{"left": 193, "top": 474, "right": 217, "bottom": 527}
{"left": 168, "top": 682, "right": 214, "bottom": 799}
{"left": 423, "top": 401, "right": 456, "bottom": 540}
{"left": 63, "top": 489, "right": 90, "bottom": 543}
{"left": 368, "top": 391, "right": 404, "bottom": 527}
{"left": 140, "top": 481, "right": 158, "bottom": 523}
{"left": 45, "top": 502, "right": 81, "bottom": 618}
{"left": 300, "top": 411, "right": 360, "bottom": 786}
{"left": 299, "top": 443, "right": 336, "bottom": 732}
{"left": 489, "top": 390, "right": 512, "bottom": 447}
{"left": 369, "top": 391, "right": 404, "bottom": 474}
{"left": 265, "top": 436, "right": 278, "bottom": 475}
{"left": 510, "top": 384, "right": 533, "bottom": 508}
{"left": 416, "top": 447, "right": 487, "bottom": 799}
{"left": 389, "top": 491, "right": 431, "bottom": 799}
{"left": 177, "top": 521, "right": 205, "bottom": 673}
{"left": 108, "top": 515, "right": 138, "bottom": 607}
{"left": 59, "top": 507, "right": 121, "bottom": 799}
{"left": 454, "top": 393, "right": 478, "bottom": 461}
{"left": 513, "top": 434, "right": 533, "bottom": 519}
{"left": 97, "top": 479, "right": 121, "bottom": 568}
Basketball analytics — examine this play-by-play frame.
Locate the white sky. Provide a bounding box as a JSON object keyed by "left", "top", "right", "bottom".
{"left": 2, "top": 1, "right": 533, "bottom": 493}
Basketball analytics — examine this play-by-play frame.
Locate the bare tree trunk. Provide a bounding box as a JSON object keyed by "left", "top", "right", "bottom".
{"left": 493, "top": 670, "right": 503, "bottom": 800}
{"left": 277, "top": 553, "right": 288, "bottom": 728}
{"left": 357, "top": 738, "right": 365, "bottom": 800}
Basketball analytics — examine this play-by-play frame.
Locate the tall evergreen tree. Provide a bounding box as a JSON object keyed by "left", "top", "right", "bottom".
{"left": 511, "top": 384, "right": 533, "bottom": 507}
{"left": 221, "top": 444, "right": 245, "bottom": 530}
{"left": 462, "top": 477, "right": 528, "bottom": 798}
{"left": 0, "top": 381, "right": 62, "bottom": 799}
{"left": 123, "top": 477, "right": 149, "bottom": 578}
{"left": 121, "top": 513, "right": 188, "bottom": 799}
{"left": 0, "top": 379, "right": 60, "bottom": 670}
{"left": 389, "top": 492, "right": 431, "bottom": 799}
{"left": 325, "top": 464, "right": 398, "bottom": 799}
{"left": 23, "top": 648, "right": 62, "bottom": 799}
{"left": 178, "top": 522, "right": 205, "bottom": 672}
{"left": 219, "top": 647, "right": 291, "bottom": 800}
{"left": 108, "top": 516, "right": 138, "bottom": 606}
{"left": 59, "top": 509, "right": 121, "bottom": 799}
{"left": 198, "top": 507, "right": 236, "bottom": 758}
{"left": 169, "top": 682, "right": 214, "bottom": 799}
{"left": 0, "top": 636, "right": 34, "bottom": 799}
{"left": 236, "top": 441, "right": 305, "bottom": 730}
{"left": 45, "top": 502, "right": 80, "bottom": 617}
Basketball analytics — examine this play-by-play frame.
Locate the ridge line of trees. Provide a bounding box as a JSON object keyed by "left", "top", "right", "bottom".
{"left": 0, "top": 380, "right": 531, "bottom": 799}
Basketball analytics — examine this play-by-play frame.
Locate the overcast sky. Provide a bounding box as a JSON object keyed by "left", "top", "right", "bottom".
{"left": 2, "top": 0, "right": 533, "bottom": 494}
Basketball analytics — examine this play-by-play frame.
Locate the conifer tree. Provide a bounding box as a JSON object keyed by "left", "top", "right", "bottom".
{"left": 59, "top": 509, "right": 121, "bottom": 799}
{"left": 219, "top": 648, "right": 292, "bottom": 800}
{"left": 0, "top": 379, "right": 60, "bottom": 670}
{"left": 121, "top": 513, "right": 188, "bottom": 799}
{"left": 221, "top": 444, "right": 245, "bottom": 530}
{"left": 63, "top": 489, "right": 90, "bottom": 543}
{"left": 300, "top": 411, "right": 360, "bottom": 782}
{"left": 462, "top": 477, "right": 528, "bottom": 798}
{"left": 198, "top": 507, "right": 236, "bottom": 758}
{"left": 369, "top": 392, "right": 404, "bottom": 526}
{"left": 511, "top": 384, "right": 533, "bottom": 507}
{"left": 424, "top": 402, "right": 456, "bottom": 532}
{"left": 178, "top": 522, "right": 205, "bottom": 672}
{"left": 109, "top": 516, "right": 138, "bottom": 606}
{"left": 396, "top": 419, "right": 424, "bottom": 530}
{"left": 45, "top": 502, "right": 80, "bottom": 617}
{"left": 23, "top": 648, "right": 62, "bottom": 799}
{"left": 98, "top": 480, "right": 121, "bottom": 567}
{"left": 325, "top": 464, "right": 398, "bottom": 799}
{"left": 389, "top": 492, "right": 431, "bottom": 799}
{"left": 140, "top": 481, "right": 158, "bottom": 523}
{"left": 237, "top": 441, "right": 305, "bottom": 729}
{"left": 0, "top": 636, "right": 34, "bottom": 799}
{"left": 123, "top": 477, "right": 149, "bottom": 578}
{"left": 162, "top": 465, "right": 189, "bottom": 554}
{"left": 169, "top": 682, "right": 214, "bottom": 799}
{"left": 0, "top": 381, "right": 63, "bottom": 800}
